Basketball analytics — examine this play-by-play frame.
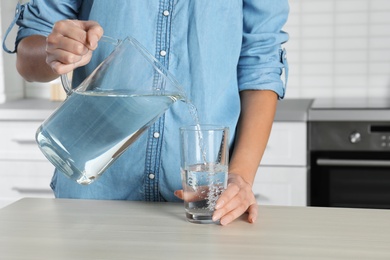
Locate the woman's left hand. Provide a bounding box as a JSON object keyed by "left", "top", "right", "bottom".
{"left": 174, "top": 172, "right": 258, "bottom": 226}
{"left": 211, "top": 173, "right": 257, "bottom": 225}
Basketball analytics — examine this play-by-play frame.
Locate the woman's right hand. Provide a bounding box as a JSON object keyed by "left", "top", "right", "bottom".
{"left": 45, "top": 19, "right": 104, "bottom": 75}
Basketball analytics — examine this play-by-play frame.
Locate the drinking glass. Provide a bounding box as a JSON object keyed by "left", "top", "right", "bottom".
{"left": 180, "top": 125, "right": 229, "bottom": 224}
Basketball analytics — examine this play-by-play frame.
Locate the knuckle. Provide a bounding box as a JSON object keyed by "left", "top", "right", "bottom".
{"left": 46, "top": 33, "right": 55, "bottom": 44}
{"left": 228, "top": 181, "right": 239, "bottom": 189}
{"left": 73, "top": 42, "right": 87, "bottom": 55}
{"left": 230, "top": 183, "right": 240, "bottom": 193}
{"left": 57, "top": 53, "right": 71, "bottom": 64}
{"left": 46, "top": 34, "right": 56, "bottom": 45}
{"left": 68, "top": 54, "right": 82, "bottom": 64}
{"left": 94, "top": 25, "right": 104, "bottom": 36}
{"left": 53, "top": 20, "right": 68, "bottom": 32}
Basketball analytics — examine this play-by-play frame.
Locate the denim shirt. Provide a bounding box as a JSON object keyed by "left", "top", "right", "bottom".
{"left": 3, "top": 0, "right": 289, "bottom": 202}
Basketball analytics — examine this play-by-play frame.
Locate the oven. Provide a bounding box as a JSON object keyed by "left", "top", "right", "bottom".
{"left": 308, "top": 99, "right": 390, "bottom": 209}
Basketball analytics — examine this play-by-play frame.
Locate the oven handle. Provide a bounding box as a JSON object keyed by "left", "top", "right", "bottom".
{"left": 316, "top": 159, "right": 390, "bottom": 167}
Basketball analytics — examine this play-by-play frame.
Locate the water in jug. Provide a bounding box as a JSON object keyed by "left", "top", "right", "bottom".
{"left": 36, "top": 36, "right": 186, "bottom": 185}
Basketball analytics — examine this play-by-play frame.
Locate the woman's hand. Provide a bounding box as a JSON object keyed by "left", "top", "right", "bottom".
{"left": 174, "top": 172, "right": 258, "bottom": 226}
{"left": 211, "top": 173, "right": 257, "bottom": 225}
{"left": 46, "top": 19, "right": 103, "bottom": 75}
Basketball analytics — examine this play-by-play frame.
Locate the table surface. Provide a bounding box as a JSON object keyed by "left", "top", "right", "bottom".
{"left": 1, "top": 198, "right": 390, "bottom": 260}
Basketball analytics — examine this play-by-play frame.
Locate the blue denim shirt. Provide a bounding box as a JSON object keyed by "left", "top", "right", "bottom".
{"left": 3, "top": 0, "right": 289, "bottom": 202}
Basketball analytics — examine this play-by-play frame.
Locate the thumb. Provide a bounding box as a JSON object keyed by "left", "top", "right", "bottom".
{"left": 84, "top": 21, "right": 103, "bottom": 50}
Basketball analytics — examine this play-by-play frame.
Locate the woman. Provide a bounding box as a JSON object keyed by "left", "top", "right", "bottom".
{"left": 3, "top": 0, "right": 289, "bottom": 225}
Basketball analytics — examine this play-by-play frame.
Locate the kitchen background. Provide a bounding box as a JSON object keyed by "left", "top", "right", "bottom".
{"left": 1, "top": 0, "right": 390, "bottom": 102}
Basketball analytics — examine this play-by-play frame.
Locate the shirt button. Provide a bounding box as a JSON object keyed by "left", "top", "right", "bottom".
{"left": 153, "top": 132, "right": 160, "bottom": 138}
{"left": 159, "top": 50, "right": 167, "bottom": 57}
{"left": 148, "top": 173, "right": 155, "bottom": 180}
{"left": 163, "top": 10, "right": 170, "bottom": 16}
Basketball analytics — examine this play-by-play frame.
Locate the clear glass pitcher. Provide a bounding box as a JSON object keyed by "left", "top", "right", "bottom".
{"left": 36, "top": 36, "right": 186, "bottom": 185}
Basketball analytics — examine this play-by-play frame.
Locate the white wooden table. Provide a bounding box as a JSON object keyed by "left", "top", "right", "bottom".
{"left": 1, "top": 198, "right": 389, "bottom": 259}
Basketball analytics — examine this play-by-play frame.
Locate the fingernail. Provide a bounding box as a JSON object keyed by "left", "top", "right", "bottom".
{"left": 89, "top": 35, "right": 98, "bottom": 49}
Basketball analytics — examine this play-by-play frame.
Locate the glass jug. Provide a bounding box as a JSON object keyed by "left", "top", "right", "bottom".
{"left": 36, "top": 36, "right": 186, "bottom": 185}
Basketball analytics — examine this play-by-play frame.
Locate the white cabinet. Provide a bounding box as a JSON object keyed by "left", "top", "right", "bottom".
{"left": 0, "top": 121, "right": 54, "bottom": 208}
{"left": 253, "top": 122, "right": 307, "bottom": 206}
{"left": 253, "top": 167, "right": 307, "bottom": 206}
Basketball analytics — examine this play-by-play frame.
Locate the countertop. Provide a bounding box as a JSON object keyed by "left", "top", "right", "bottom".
{"left": 309, "top": 98, "right": 390, "bottom": 121}
{"left": 1, "top": 198, "right": 390, "bottom": 259}
{"left": 275, "top": 98, "right": 313, "bottom": 121}
{"left": 0, "top": 98, "right": 313, "bottom": 122}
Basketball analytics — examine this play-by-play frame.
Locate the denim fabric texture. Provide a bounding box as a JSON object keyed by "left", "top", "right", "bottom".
{"left": 3, "top": 0, "right": 289, "bottom": 202}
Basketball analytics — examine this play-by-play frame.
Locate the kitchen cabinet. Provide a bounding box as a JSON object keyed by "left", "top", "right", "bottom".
{"left": 0, "top": 121, "right": 54, "bottom": 208}
{"left": 254, "top": 165, "right": 307, "bottom": 206}
{"left": 0, "top": 99, "right": 58, "bottom": 208}
{"left": 252, "top": 99, "right": 312, "bottom": 206}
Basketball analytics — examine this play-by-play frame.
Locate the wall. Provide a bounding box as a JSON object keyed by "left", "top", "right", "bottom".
{"left": 284, "top": 0, "right": 390, "bottom": 99}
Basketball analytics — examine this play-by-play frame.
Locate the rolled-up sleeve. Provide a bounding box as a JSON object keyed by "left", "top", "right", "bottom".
{"left": 13, "top": 1, "right": 80, "bottom": 49}
{"left": 238, "top": 0, "right": 289, "bottom": 99}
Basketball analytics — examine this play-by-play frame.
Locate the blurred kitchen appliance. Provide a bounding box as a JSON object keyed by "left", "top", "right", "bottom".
{"left": 308, "top": 98, "right": 390, "bottom": 209}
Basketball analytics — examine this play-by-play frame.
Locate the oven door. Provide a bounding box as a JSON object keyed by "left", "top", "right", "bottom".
{"left": 310, "top": 151, "right": 390, "bottom": 209}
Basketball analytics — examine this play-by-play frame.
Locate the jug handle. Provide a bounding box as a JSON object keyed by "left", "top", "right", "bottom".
{"left": 60, "top": 74, "right": 72, "bottom": 96}
{"left": 59, "top": 35, "right": 121, "bottom": 96}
